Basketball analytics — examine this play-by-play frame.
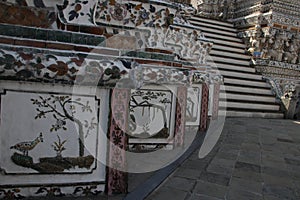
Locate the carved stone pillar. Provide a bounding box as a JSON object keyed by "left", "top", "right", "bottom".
{"left": 107, "top": 88, "right": 130, "bottom": 195}
{"left": 212, "top": 83, "right": 220, "bottom": 120}
{"left": 174, "top": 86, "right": 188, "bottom": 147}
{"left": 199, "top": 83, "right": 209, "bottom": 132}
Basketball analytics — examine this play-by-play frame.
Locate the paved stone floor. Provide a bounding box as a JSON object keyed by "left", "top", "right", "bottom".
{"left": 146, "top": 118, "right": 300, "bottom": 200}
{"left": 28, "top": 118, "right": 300, "bottom": 200}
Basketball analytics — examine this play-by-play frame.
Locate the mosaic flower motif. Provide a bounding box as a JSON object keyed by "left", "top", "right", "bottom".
{"left": 139, "top": 9, "right": 150, "bottom": 20}
{"left": 0, "top": 53, "right": 17, "bottom": 70}
{"left": 110, "top": 4, "right": 127, "bottom": 21}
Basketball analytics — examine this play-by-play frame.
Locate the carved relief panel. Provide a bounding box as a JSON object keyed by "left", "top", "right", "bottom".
{"left": 0, "top": 82, "right": 108, "bottom": 198}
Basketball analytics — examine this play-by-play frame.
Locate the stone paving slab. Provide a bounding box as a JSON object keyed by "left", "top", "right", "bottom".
{"left": 146, "top": 118, "right": 300, "bottom": 200}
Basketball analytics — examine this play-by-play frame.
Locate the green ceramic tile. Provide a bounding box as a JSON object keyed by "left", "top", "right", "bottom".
{"left": 71, "top": 33, "right": 88, "bottom": 45}
{"left": 36, "top": 29, "right": 48, "bottom": 40}
{"left": 54, "top": 31, "right": 72, "bottom": 43}
{"left": 86, "top": 36, "right": 105, "bottom": 46}
{"left": 0, "top": 24, "right": 17, "bottom": 36}
{"left": 19, "top": 27, "right": 36, "bottom": 39}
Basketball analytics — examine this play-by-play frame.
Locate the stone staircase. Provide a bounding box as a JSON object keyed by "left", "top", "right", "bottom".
{"left": 189, "top": 16, "right": 284, "bottom": 118}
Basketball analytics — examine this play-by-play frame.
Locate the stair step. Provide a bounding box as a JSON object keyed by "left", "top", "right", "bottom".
{"left": 209, "top": 38, "right": 246, "bottom": 48}
{"left": 213, "top": 44, "right": 246, "bottom": 54}
{"left": 191, "top": 16, "right": 235, "bottom": 28}
{"left": 220, "top": 93, "right": 277, "bottom": 103}
{"left": 222, "top": 90, "right": 275, "bottom": 98}
{"left": 221, "top": 85, "right": 273, "bottom": 95}
{"left": 210, "top": 50, "right": 250, "bottom": 60}
{"left": 224, "top": 78, "right": 270, "bottom": 88}
{"left": 204, "top": 32, "right": 243, "bottom": 43}
{"left": 209, "top": 56, "right": 250, "bottom": 66}
{"left": 190, "top": 20, "right": 237, "bottom": 33}
{"left": 219, "top": 70, "right": 262, "bottom": 80}
{"left": 219, "top": 110, "right": 284, "bottom": 118}
{"left": 220, "top": 101, "right": 280, "bottom": 111}
{"left": 191, "top": 16, "right": 282, "bottom": 118}
{"left": 209, "top": 63, "right": 256, "bottom": 73}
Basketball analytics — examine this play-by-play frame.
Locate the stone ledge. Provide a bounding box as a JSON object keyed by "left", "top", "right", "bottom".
{"left": 0, "top": 24, "right": 106, "bottom": 47}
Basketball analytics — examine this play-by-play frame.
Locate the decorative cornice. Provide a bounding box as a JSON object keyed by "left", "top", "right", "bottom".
{"left": 0, "top": 44, "right": 218, "bottom": 88}
{"left": 58, "top": 0, "right": 193, "bottom": 27}
{"left": 254, "top": 59, "right": 300, "bottom": 71}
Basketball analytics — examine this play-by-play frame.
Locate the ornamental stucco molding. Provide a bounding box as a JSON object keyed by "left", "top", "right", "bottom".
{"left": 56, "top": 0, "right": 212, "bottom": 66}
{"left": 189, "top": 70, "right": 223, "bottom": 85}
{"left": 165, "top": 26, "right": 212, "bottom": 65}
{"left": 271, "top": 13, "right": 300, "bottom": 27}
{"left": 240, "top": 27, "right": 300, "bottom": 65}
{"left": 58, "top": 0, "right": 193, "bottom": 27}
{"left": 264, "top": 76, "right": 299, "bottom": 100}
{"left": 196, "top": 0, "right": 234, "bottom": 19}
{"left": 0, "top": 45, "right": 217, "bottom": 88}
{"left": 254, "top": 59, "right": 300, "bottom": 71}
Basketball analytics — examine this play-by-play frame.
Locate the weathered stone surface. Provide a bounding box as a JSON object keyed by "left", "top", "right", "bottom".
{"left": 226, "top": 189, "right": 263, "bottom": 200}
{"left": 235, "top": 161, "right": 261, "bottom": 173}
{"left": 229, "top": 177, "right": 263, "bottom": 195}
{"left": 238, "top": 150, "right": 261, "bottom": 164}
{"left": 106, "top": 35, "right": 137, "bottom": 50}
{"left": 147, "top": 186, "right": 188, "bottom": 200}
{"left": 0, "top": 2, "right": 55, "bottom": 28}
{"left": 174, "top": 168, "right": 202, "bottom": 180}
{"left": 181, "top": 159, "right": 208, "bottom": 170}
{"left": 164, "top": 177, "right": 196, "bottom": 192}
{"left": 233, "top": 168, "right": 263, "bottom": 182}
{"left": 262, "top": 166, "right": 291, "bottom": 179}
{"left": 194, "top": 180, "right": 228, "bottom": 199}
{"left": 189, "top": 194, "right": 222, "bottom": 200}
{"left": 262, "top": 174, "right": 294, "bottom": 187}
{"left": 199, "top": 171, "right": 231, "bottom": 186}
{"left": 206, "top": 163, "right": 234, "bottom": 177}
{"left": 263, "top": 184, "right": 298, "bottom": 200}
{"left": 146, "top": 114, "right": 300, "bottom": 200}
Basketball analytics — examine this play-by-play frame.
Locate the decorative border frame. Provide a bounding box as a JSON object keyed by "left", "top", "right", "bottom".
{"left": 174, "top": 86, "right": 187, "bottom": 147}
{"left": 0, "top": 81, "right": 108, "bottom": 198}
{"left": 107, "top": 88, "right": 130, "bottom": 195}
{"left": 128, "top": 86, "right": 177, "bottom": 144}
{"left": 185, "top": 86, "right": 202, "bottom": 126}
{"left": 128, "top": 88, "right": 174, "bottom": 140}
{"left": 199, "top": 83, "right": 209, "bottom": 132}
{"left": 0, "top": 89, "right": 100, "bottom": 175}
{"left": 212, "top": 83, "right": 220, "bottom": 120}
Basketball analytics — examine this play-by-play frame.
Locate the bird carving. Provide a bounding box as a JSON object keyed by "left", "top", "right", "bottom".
{"left": 10, "top": 133, "right": 43, "bottom": 156}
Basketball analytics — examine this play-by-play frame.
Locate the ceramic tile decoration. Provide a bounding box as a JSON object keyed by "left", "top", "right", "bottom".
{"left": 208, "top": 84, "right": 214, "bottom": 117}
{"left": 107, "top": 88, "right": 131, "bottom": 195}
{"left": 0, "top": 0, "right": 225, "bottom": 197}
{"left": 212, "top": 83, "right": 220, "bottom": 120}
{"left": 174, "top": 86, "right": 187, "bottom": 147}
{"left": 128, "top": 89, "right": 173, "bottom": 139}
{"left": 186, "top": 87, "right": 202, "bottom": 126}
{"left": 2, "top": 91, "right": 99, "bottom": 174}
{"left": 199, "top": 83, "right": 209, "bottom": 132}
{"left": 128, "top": 85, "right": 177, "bottom": 152}
{"left": 0, "top": 82, "right": 109, "bottom": 198}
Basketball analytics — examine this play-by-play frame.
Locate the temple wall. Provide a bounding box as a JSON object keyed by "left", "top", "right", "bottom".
{"left": 0, "top": 0, "right": 223, "bottom": 198}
